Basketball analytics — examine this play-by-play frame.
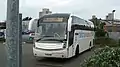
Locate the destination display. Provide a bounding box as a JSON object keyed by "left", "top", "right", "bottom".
{"left": 43, "top": 18, "right": 64, "bottom": 22}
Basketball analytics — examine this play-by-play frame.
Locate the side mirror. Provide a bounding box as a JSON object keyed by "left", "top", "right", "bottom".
{"left": 64, "top": 39, "right": 67, "bottom": 41}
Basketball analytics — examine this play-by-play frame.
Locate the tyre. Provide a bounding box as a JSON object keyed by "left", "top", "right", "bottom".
{"left": 89, "top": 42, "right": 92, "bottom": 50}
{"left": 75, "top": 46, "right": 79, "bottom": 57}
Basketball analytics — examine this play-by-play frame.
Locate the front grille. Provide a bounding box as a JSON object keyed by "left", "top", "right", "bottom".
{"left": 35, "top": 47, "right": 63, "bottom": 51}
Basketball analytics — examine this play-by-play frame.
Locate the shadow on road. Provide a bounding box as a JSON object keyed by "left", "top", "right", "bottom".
{"left": 35, "top": 57, "right": 78, "bottom": 67}
{"left": 34, "top": 49, "right": 93, "bottom": 67}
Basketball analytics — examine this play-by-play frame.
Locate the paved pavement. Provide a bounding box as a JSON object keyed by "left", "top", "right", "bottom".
{"left": 0, "top": 42, "right": 95, "bottom": 67}
{"left": 0, "top": 42, "right": 6, "bottom": 67}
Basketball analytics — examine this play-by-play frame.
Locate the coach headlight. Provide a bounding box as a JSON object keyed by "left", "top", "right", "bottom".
{"left": 33, "top": 43, "right": 36, "bottom": 48}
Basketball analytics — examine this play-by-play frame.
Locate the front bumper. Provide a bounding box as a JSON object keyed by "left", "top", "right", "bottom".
{"left": 33, "top": 47, "right": 68, "bottom": 58}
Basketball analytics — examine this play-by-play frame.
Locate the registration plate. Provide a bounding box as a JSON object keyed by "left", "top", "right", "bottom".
{"left": 45, "top": 53, "right": 52, "bottom": 56}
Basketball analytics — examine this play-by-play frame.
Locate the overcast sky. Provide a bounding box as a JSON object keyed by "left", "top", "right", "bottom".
{"left": 0, "top": 0, "right": 120, "bottom": 20}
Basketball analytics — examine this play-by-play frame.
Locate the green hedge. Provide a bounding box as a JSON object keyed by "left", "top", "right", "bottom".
{"left": 81, "top": 46, "right": 120, "bottom": 67}
{"left": 95, "top": 29, "right": 107, "bottom": 37}
{"left": 94, "top": 37, "right": 118, "bottom": 47}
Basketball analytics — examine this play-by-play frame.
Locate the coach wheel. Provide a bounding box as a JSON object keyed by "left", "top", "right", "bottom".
{"left": 90, "top": 41, "right": 92, "bottom": 46}
{"left": 75, "top": 46, "right": 79, "bottom": 57}
{"left": 89, "top": 42, "right": 92, "bottom": 50}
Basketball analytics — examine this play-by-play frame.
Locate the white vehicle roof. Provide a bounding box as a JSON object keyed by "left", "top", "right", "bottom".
{"left": 28, "top": 18, "right": 38, "bottom": 31}
{"left": 87, "top": 21, "right": 94, "bottom": 28}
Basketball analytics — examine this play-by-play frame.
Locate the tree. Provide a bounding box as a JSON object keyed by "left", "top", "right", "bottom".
{"left": 22, "top": 17, "right": 32, "bottom": 21}
{"left": 100, "top": 22, "right": 106, "bottom": 30}
{"left": 90, "top": 17, "right": 107, "bottom": 37}
{"left": 90, "top": 17, "right": 101, "bottom": 29}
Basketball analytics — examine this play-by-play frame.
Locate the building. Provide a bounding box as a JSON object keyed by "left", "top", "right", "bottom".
{"left": 90, "top": 13, "right": 120, "bottom": 40}
{"left": 102, "top": 18, "right": 120, "bottom": 32}
{"left": 106, "top": 13, "right": 114, "bottom": 21}
{"left": 101, "top": 12, "right": 120, "bottom": 32}
{"left": 39, "top": 8, "right": 52, "bottom": 18}
{"left": 22, "top": 20, "right": 30, "bottom": 32}
{"left": 101, "top": 16, "right": 120, "bottom": 40}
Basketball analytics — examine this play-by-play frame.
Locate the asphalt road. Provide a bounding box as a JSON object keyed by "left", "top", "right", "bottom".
{"left": 0, "top": 42, "right": 95, "bottom": 67}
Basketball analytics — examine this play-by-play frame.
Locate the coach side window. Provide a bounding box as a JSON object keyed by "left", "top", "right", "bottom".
{"left": 71, "top": 16, "right": 75, "bottom": 23}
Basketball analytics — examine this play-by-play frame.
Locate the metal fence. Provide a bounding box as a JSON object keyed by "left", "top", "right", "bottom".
{"left": 108, "top": 32, "right": 120, "bottom": 40}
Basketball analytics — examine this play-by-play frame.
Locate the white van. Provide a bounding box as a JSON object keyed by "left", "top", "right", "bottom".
{"left": 28, "top": 18, "right": 38, "bottom": 40}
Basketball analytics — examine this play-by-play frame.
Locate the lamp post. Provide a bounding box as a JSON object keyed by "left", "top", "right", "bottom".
{"left": 112, "top": 10, "right": 115, "bottom": 32}
{"left": 6, "top": 0, "right": 21, "bottom": 67}
{"left": 112, "top": 10, "right": 116, "bottom": 20}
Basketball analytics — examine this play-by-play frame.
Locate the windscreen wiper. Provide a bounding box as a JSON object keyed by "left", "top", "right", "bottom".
{"left": 43, "top": 35, "right": 54, "bottom": 37}
{"left": 46, "top": 39, "right": 64, "bottom": 42}
{"left": 36, "top": 35, "right": 54, "bottom": 41}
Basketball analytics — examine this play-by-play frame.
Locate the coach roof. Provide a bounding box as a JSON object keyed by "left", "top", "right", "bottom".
{"left": 42, "top": 13, "right": 70, "bottom": 18}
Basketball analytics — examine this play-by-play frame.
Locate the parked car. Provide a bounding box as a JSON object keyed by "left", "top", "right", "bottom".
{"left": 22, "top": 30, "right": 34, "bottom": 43}
{"left": 0, "top": 32, "right": 4, "bottom": 39}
